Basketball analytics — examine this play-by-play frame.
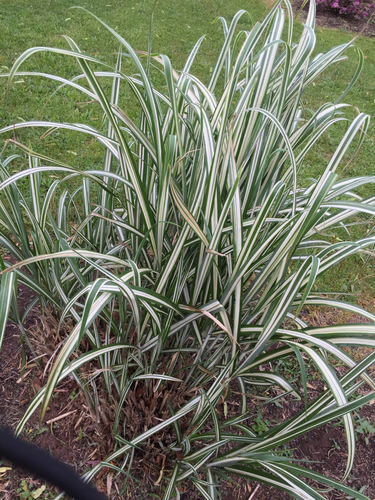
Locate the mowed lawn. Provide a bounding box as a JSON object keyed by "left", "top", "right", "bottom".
{"left": 0, "top": 0, "right": 375, "bottom": 306}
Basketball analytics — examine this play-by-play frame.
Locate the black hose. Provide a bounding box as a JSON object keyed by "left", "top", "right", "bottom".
{"left": 0, "top": 427, "right": 106, "bottom": 500}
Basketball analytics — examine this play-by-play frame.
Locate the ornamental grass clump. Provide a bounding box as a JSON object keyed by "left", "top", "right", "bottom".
{"left": 1, "top": 1, "right": 375, "bottom": 498}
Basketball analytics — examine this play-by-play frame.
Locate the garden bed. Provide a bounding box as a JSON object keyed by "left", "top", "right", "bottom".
{"left": 296, "top": 0, "right": 375, "bottom": 36}
{"left": 1, "top": 281, "right": 375, "bottom": 499}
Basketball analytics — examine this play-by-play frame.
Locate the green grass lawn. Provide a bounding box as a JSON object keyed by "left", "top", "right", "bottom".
{"left": 0, "top": 0, "right": 375, "bottom": 307}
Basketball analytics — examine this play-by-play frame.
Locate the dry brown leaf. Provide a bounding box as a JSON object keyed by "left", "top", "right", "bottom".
{"left": 106, "top": 473, "right": 113, "bottom": 498}
{"left": 306, "top": 383, "right": 317, "bottom": 390}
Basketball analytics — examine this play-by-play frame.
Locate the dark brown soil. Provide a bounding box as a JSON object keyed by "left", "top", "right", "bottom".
{"left": 0, "top": 260, "right": 108, "bottom": 498}
{"left": 252, "top": 398, "right": 375, "bottom": 500}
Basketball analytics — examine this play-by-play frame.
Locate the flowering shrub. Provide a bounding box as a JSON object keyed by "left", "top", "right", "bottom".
{"left": 316, "top": 0, "right": 373, "bottom": 19}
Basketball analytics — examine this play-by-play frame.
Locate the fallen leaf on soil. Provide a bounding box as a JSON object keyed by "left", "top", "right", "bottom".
{"left": 106, "top": 473, "right": 113, "bottom": 497}
{"left": 96, "top": 480, "right": 105, "bottom": 493}
{"left": 28, "top": 479, "right": 40, "bottom": 487}
{"left": 87, "top": 460, "right": 101, "bottom": 466}
{"left": 31, "top": 377, "right": 42, "bottom": 394}
{"left": 31, "top": 485, "right": 46, "bottom": 498}
{"left": 306, "top": 383, "right": 317, "bottom": 390}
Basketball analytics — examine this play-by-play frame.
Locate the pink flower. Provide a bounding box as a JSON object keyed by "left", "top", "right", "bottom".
{"left": 317, "top": 0, "right": 370, "bottom": 18}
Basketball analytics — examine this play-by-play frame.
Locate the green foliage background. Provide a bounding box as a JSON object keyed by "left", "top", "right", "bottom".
{"left": 1, "top": 0, "right": 374, "bottom": 300}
